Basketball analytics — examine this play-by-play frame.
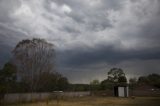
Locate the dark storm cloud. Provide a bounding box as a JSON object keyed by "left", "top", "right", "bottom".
{"left": 0, "top": 24, "right": 28, "bottom": 68}
{"left": 0, "top": 45, "right": 11, "bottom": 69}
{"left": 0, "top": 24, "right": 28, "bottom": 46}
{"left": 57, "top": 45, "right": 160, "bottom": 68}
{"left": 0, "top": 0, "right": 160, "bottom": 83}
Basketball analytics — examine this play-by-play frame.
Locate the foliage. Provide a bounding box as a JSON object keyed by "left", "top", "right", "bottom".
{"left": 68, "top": 84, "right": 90, "bottom": 91}
{"left": 129, "top": 73, "right": 160, "bottom": 89}
{"left": 100, "top": 68, "right": 127, "bottom": 90}
{"left": 12, "top": 38, "right": 55, "bottom": 91}
{"left": 129, "top": 77, "right": 137, "bottom": 89}
{"left": 107, "top": 68, "right": 127, "bottom": 84}
{"left": 0, "top": 62, "right": 17, "bottom": 101}
{"left": 90, "top": 79, "right": 100, "bottom": 91}
{"left": 35, "top": 72, "right": 69, "bottom": 92}
{"left": 0, "top": 63, "right": 69, "bottom": 93}
{"left": 1, "top": 38, "right": 69, "bottom": 93}
{"left": 57, "top": 76, "right": 69, "bottom": 91}
{"left": 90, "top": 79, "right": 100, "bottom": 85}
{"left": 138, "top": 73, "right": 160, "bottom": 88}
{"left": 0, "top": 62, "right": 17, "bottom": 93}
{"left": 100, "top": 79, "right": 114, "bottom": 90}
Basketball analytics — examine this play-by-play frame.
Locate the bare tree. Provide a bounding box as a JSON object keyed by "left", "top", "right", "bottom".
{"left": 12, "top": 38, "right": 55, "bottom": 92}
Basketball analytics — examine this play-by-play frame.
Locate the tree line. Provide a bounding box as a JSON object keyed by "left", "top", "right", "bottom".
{"left": 90, "top": 72, "right": 160, "bottom": 91}
{"left": 1, "top": 38, "right": 160, "bottom": 95}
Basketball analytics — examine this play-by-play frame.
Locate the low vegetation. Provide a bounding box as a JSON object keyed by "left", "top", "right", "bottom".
{"left": 6, "top": 97, "right": 160, "bottom": 106}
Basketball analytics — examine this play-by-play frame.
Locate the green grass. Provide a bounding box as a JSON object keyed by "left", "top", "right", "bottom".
{"left": 5, "top": 97, "right": 160, "bottom": 106}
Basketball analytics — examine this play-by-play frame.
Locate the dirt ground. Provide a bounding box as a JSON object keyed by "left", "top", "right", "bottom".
{"left": 5, "top": 96, "right": 160, "bottom": 106}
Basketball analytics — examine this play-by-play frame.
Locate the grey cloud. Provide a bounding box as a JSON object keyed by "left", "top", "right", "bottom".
{"left": 0, "top": 24, "right": 28, "bottom": 68}
{"left": 0, "top": 45, "right": 11, "bottom": 69}
{"left": 0, "top": 0, "right": 21, "bottom": 23}
{"left": 67, "top": 6, "right": 113, "bottom": 31}
{"left": 0, "top": 0, "right": 160, "bottom": 83}
{"left": 60, "top": 25, "right": 81, "bottom": 34}
{"left": 0, "top": 24, "right": 27, "bottom": 46}
{"left": 56, "top": 44, "right": 160, "bottom": 69}
{"left": 100, "top": 0, "right": 126, "bottom": 10}
{"left": 50, "top": 0, "right": 114, "bottom": 31}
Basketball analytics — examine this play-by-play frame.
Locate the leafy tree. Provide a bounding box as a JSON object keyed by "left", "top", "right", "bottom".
{"left": 0, "top": 62, "right": 17, "bottom": 101}
{"left": 100, "top": 79, "right": 113, "bottom": 90}
{"left": 118, "top": 76, "right": 127, "bottom": 83}
{"left": 90, "top": 79, "right": 100, "bottom": 85}
{"left": 138, "top": 73, "right": 160, "bottom": 88}
{"left": 12, "top": 38, "right": 55, "bottom": 92}
{"left": 100, "top": 68, "right": 127, "bottom": 90}
{"left": 36, "top": 72, "right": 69, "bottom": 92}
{"left": 57, "top": 76, "right": 69, "bottom": 91}
{"left": 129, "top": 77, "right": 137, "bottom": 89}
{"left": 90, "top": 79, "right": 100, "bottom": 91}
{"left": 129, "top": 77, "right": 137, "bottom": 85}
{"left": 108, "top": 68, "right": 127, "bottom": 84}
{"left": 0, "top": 62, "right": 17, "bottom": 92}
{"left": 148, "top": 74, "right": 160, "bottom": 88}
{"left": 138, "top": 76, "right": 149, "bottom": 84}
{"left": 68, "top": 84, "right": 90, "bottom": 91}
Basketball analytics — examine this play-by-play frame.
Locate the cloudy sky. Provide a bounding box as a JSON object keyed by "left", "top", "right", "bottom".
{"left": 0, "top": 0, "right": 160, "bottom": 83}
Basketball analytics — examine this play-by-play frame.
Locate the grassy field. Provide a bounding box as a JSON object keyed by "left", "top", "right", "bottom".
{"left": 6, "top": 97, "right": 160, "bottom": 106}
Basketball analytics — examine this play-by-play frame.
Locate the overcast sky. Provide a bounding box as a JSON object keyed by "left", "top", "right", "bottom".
{"left": 0, "top": 0, "right": 160, "bottom": 83}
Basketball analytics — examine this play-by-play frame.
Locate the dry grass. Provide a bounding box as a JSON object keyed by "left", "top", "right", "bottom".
{"left": 6, "top": 96, "right": 160, "bottom": 106}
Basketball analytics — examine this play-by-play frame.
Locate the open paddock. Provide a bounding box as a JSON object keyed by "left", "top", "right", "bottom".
{"left": 4, "top": 96, "right": 160, "bottom": 106}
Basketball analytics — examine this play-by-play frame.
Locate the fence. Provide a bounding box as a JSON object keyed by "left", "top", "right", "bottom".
{"left": 91, "top": 89, "right": 160, "bottom": 97}
{"left": 131, "top": 90, "right": 160, "bottom": 97}
{"left": 2, "top": 90, "right": 160, "bottom": 104}
{"left": 2, "top": 92, "right": 90, "bottom": 104}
